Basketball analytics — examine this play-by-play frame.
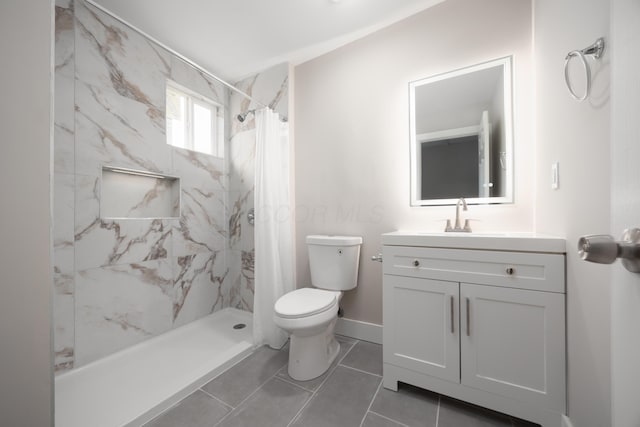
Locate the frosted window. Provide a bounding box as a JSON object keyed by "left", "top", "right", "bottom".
{"left": 165, "top": 81, "right": 223, "bottom": 157}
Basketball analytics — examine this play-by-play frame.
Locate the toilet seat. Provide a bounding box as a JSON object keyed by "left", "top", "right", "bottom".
{"left": 275, "top": 288, "right": 339, "bottom": 319}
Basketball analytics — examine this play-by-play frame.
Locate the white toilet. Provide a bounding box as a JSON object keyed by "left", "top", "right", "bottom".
{"left": 274, "top": 235, "right": 363, "bottom": 381}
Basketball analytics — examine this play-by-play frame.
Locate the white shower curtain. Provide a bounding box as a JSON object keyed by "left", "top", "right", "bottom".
{"left": 253, "top": 108, "right": 294, "bottom": 349}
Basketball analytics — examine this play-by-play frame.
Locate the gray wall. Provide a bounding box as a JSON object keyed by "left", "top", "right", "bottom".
{"left": 0, "top": 0, "right": 54, "bottom": 425}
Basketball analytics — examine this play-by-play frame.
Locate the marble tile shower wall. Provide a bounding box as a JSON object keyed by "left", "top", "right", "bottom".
{"left": 53, "top": 0, "right": 240, "bottom": 373}
{"left": 228, "top": 64, "right": 289, "bottom": 312}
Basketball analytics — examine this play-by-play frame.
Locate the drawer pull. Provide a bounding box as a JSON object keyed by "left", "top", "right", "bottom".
{"left": 450, "top": 295, "right": 455, "bottom": 334}
{"left": 413, "top": 259, "right": 420, "bottom": 267}
{"left": 505, "top": 267, "right": 515, "bottom": 275}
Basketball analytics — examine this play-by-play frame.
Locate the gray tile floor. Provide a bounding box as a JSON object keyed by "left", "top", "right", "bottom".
{"left": 144, "top": 336, "right": 538, "bottom": 427}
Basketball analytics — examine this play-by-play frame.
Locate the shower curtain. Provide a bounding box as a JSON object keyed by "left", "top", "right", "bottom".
{"left": 253, "top": 108, "right": 294, "bottom": 349}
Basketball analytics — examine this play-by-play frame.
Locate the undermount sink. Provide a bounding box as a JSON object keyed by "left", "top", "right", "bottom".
{"left": 381, "top": 231, "right": 566, "bottom": 253}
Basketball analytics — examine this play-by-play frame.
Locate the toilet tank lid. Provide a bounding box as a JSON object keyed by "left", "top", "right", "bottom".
{"left": 306, "top": 235, "right": 363, "bottom": 246}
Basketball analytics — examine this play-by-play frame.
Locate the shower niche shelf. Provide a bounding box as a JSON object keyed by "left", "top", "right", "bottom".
{"left": 101, "top": 166, "right": 181, "bottom": 219}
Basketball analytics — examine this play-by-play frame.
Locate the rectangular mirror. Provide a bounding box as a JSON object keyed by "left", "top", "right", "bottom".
{"left": 409, "top": 56, "right": 513, "bottom": 206}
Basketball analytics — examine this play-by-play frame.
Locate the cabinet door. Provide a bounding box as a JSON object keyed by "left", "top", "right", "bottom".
{"left": 383, "top": 275, "right": 460, "bottom": 383}
{"left": 460, "top": 283, "right": 566, "bottom": 412}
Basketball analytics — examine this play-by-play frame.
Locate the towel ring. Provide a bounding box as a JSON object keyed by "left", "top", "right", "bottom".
{"left": 564, "top": 37, "right": 605, "bottom": 101}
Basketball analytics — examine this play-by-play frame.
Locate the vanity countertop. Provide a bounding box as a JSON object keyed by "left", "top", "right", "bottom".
{"left": 382, "top": 231, "right": 566, "bottom": 253}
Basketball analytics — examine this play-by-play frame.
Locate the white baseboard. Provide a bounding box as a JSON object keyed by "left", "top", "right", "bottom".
{"left": 335, "top": 317, "right": 383, "bottom": 344}
{"left": 562, "top": 414, "right": 574, "bottom": 427}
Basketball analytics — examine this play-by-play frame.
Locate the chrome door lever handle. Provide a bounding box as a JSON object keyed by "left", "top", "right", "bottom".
{"left": 578, "top": 228, "right": 640, "bottom": 273}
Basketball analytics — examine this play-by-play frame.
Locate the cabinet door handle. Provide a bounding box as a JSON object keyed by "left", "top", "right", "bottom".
{"left": 450, "top": 295, "right": 455, "bottom": 334}
{"left": 466, "top": 297, "right": 471, "bottom": 337}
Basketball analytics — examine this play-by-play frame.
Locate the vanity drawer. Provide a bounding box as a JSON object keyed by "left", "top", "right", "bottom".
{"left": 382, "top": 246, "right": 565, "bottom": 293}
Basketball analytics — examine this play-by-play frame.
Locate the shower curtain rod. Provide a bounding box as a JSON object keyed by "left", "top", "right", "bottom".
{"left": 85, "top": 0, "right": 276, "bottom": 114}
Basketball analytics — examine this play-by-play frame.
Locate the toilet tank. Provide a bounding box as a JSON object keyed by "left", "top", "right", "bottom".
{"left": 306, "top": 235, "right": 363, "bottom": 291}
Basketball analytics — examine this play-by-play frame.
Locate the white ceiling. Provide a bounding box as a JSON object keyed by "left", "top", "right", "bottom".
{"left": 89, "top": 0, "right": 444, "bottom": 82}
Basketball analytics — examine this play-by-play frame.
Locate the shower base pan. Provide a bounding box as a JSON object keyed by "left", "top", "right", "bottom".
{"left": 55, "top": 308, "right": 254, "bottom": 427}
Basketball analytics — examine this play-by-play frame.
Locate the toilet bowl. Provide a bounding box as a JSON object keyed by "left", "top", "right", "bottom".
{"left": 274, "top": 288, "right": 342, "bottom": 380}
{"left": 273, "top": 235, "right": 362, "bottom": 381}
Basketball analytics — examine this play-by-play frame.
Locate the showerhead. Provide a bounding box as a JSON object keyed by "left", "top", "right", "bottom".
{"left": 236, "top": 108, "right": 287, "bottom": 123}
{"left": 236, "top": 109, "right": 254, "bottom": 123}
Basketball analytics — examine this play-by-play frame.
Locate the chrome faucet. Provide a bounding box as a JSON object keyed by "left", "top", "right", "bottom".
{"left": 445, "top": 197, "right": 472, "bottom": 232}
{"left": 454, "top": 198, "right": 467, "bottom": 230}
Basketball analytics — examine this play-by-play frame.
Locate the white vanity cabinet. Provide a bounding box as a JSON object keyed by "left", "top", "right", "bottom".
{"left": 382, "top": 232, "right": 566, "bottom": 427}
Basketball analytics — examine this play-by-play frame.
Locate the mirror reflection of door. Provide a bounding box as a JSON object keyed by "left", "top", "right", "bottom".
{"left": 419, "top": 125, "right": 480, "bottom": 200}
{"left": 478, "top": 110, "right": 491, "bottom": 197}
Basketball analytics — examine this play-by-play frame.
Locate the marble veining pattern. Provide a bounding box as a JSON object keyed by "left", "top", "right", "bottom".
{"left": 74, "top": 0, "right": 171, "bottom": 176}
{"left": 172, "top": 147, "right": 227, "bottom": 258}
{"left": 173, "top": 251, "right": 229, "bottom": 327}
{"left": 170, "top": 56, "right": 226, "bottom": 105}
{"left": 181, "top": 187, "right": 226, "bottom": 237}
{"left": 101, "top": 170, "right": 180, "bottom": 219}
{"left": 226, "top": 63, "right": 289, "bottom": 312}
{"left": 54, "top": 1, "right": 75, "bottom": 175}
{"left": 173, "top": 147, "right": 226, "bottom": 190}
{"left": 55, "top": 1, "right": 74, "bottom": 79}
{"left": 173, "top": 186, "right": 226, "bottom": 257}
{"left": 75, "top": 217, "right": 172, "bottom": 271}
{"left": 74, "top": 174, "right": 172, "bottom": 270}
{"left": 54, "top": 173, "right": 75, "bottom": 293}
{"left": 228, "top": 190, "right": 252, "bottom": 250}
{"left": 230, "top": 63, "right": 289, "bottom": 137}
{"left": 239, "top": 249, "right": 255, "bottom": 312}
{"left": 75, "top": 2, "right": 169, "bottom": 124}
{"left": 210, "top": 252, "right": 232, "bottom": 313}
{"left": 53, "top": 172, "right": 76, "bottom": 370}
{"left": 229, "top": 129, "right": 256, "bottom": 193}
{"left": 54, "top": 1, "right": 77, "bottom": 372}
{"left": 74, "top": 78, "right": 171, "bottom": 176}
{"left": 75, "top": 259, "right": 174, "bottom": 366}
{"left": 229, "top": 249, "right": 255, "bottom": 312}
{"left": 54, "top": 0, "right": 289, "bottom": 373}
{"left": 54, "top": 75, "right": 75, "bottom": 175}
{"left": 54, "top": 292, "right": 75, "bottom": 372}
